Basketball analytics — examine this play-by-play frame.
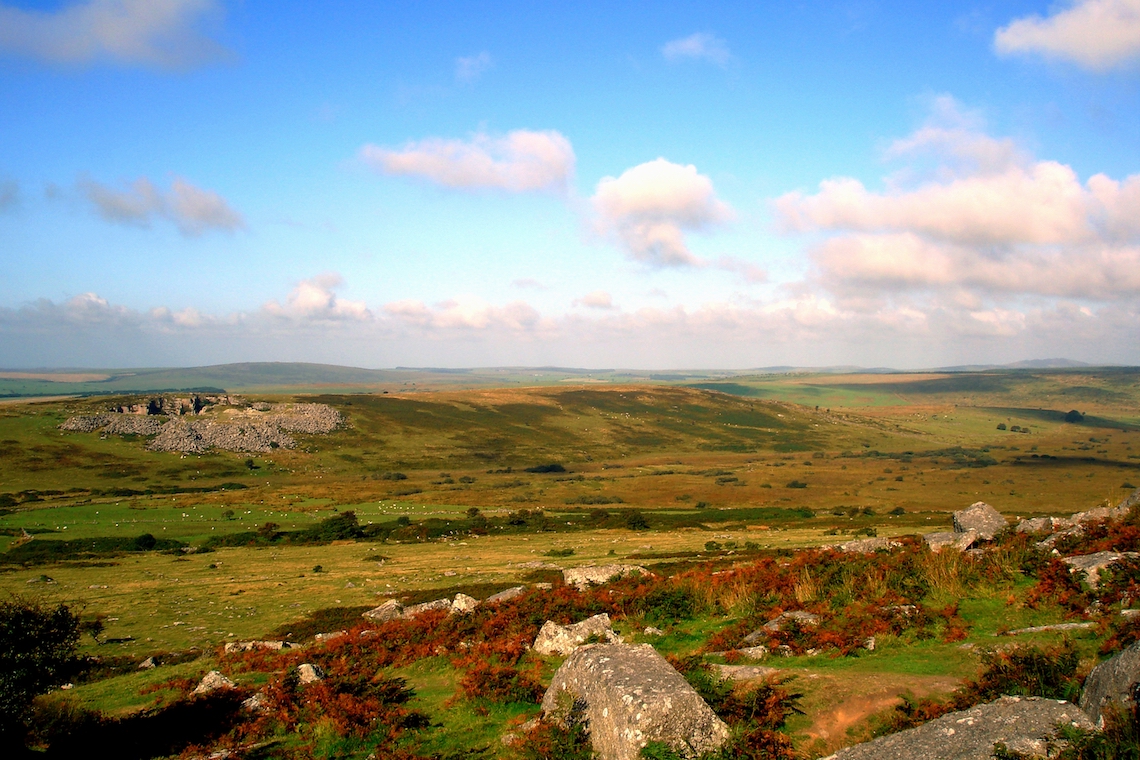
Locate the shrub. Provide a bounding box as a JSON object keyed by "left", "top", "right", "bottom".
{"left": 785, "top": 480, "right": 808, "bottom": 489}
{"left": 626, "top": 510, "right": 650, "bottom": 530}
{"left": 525, "top": 463, "right": 566, "bottom": 473}
{"left": 458, "top": 660, "right": 544, "bottom": 704}
{"left": 1065, "top": 410, "right": 1084, "bottom": 423}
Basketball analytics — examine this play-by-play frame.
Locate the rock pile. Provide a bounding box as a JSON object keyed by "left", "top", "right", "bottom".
{"left": 533, "top": 613, "right": 621, "bottom": 656}
{"left": 541, "top": 642, "right": 731, "bottom": 760}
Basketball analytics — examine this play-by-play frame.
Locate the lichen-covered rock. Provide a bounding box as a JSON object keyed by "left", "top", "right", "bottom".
{"left": 223, "top": 640, "right": 288, "bottom": 653}
{"left": 297, "top": 663, "right": 324, "bottom": 684}
{"left": 1080, "top": 641, "right": 1140, "bottom": 726}
{"left": 838, "top": 537, "right": 901, "bottom": 553}
{"left": 953, "top": 502, "right": 1007, "bottom": 540}
{"left": 1062, "top": 551, "right": 1140, "bottom": 589}
{"left": 138, "top": 656, "right": 157, "bottom": 669}
{"left": 401, "top": 598, "right": 453, "bottom": 618}
{"left": 534, "top": 613, "right": 621, "bottom": 656}
{"left": 563, "top": 564, "right": 652, "bottom": 591}
{"left": 542, "top": 643, "right": 731, "bottom": 760}
{"left": 192, "top": 670, "right": 235, "bottom": 696}
{"left": 486, "top": 586, "right": 526, "bottom": 604}
{"left": 451, "top": 593, "right": 479, "bottom": 614}
{"left": 1016, "top": 517, "right": 1071, "bottom": 534}
{"left": 762, "top": 610, "right": 821, "bottom": 633}
{"left": 924, "top": 530, "right": 977, "bottom": 553}
{"left": 823, "top": 696, "right": 1094, "bottom": 760}
{"left": 363, "top": 599, "right": 404, "bottom": 622}
{"left": 710, "top": 664, "right": 780, "bottom": 682}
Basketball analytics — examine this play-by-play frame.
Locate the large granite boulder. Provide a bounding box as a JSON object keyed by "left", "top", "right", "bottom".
{"left": 541, "top": 643, "right": 731, "bottom": 760}
{"left": 823, "top": 696, "right": 1094, "bottom": 759}
{"left": 534, "top": 613, "right": 621, "bottom": 656}
{"left": 564, "top": 564, "right": 652, "bottom": 591}
{"left": 953, "top": 502, "right": 1007, "bottom": 540}
{"left": 451, "top": 593, "right": 480, "bottom": 614}
{"left": 1062, "top": 551, "right": 1140, "bottom": 589}
{"left": 838, "top": 537, "right": 901, "bottom": 553}
{"left": 191, "top": 670, "right": 235, "bottom": 696}
{"left": 924, "top": 530, "right": 977, "bottom": 553}
{"left": 401, "top": 598, "right": 453, "bottom": 618}
{"left": 1080, "top": 641, "right": 1140, "bottom": 726}
{"left": 362, "top": 599, "right": 404, "bottom": 622}
{"left": 486, "top": 586, "right": 526, "bottom": 604}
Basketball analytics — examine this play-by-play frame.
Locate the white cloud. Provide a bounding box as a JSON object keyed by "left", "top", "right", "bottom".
{"left": 79, "top": 175, "right": 244, "bottom": 235}
{"left": 384, "top": 296, "right": 542, "bottom": 332}
{"left": 661, "top": 32, "right": 731, "bottom": 65}
{"left": 591, "top": 158, "right": 733, "bottom": 267}
{"left": 774, "top": 99, "right": 1140, "bottom": 301}
{"left": 0, "top": 0, "right": 230, "bottom": 69}
{"left": 573, "top": 291, "right": 614, "bottom": 310}
{"left": 360, "top": 130, "right": 575, "bottom": 194}
{"left": 994, "top": 0, "right": 1140, "bottom": 71}
{"left": 455, "top": 51, "right": 492, "bottom": 82}
{"left": 263, "top": 274, "right": 371, "bottom": 322}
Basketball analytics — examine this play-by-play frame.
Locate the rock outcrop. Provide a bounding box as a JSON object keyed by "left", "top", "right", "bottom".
{"left": 563, "top": 564, "right": 652, "bottom": 591}
{"left": 451, "top": 593, "right": 480, "bottom": 614}
{"left": 823, "top": 696, "right": 1094, "bottom": 759}
{"left": 541, "top": 643, "right": 731, "bottom": 760}
{"left": 192, "top": 670, "right": 236, "bottom": 696}
{"left": 401, "top": 598, "right": 453, "bottom": 618}
{"left": 1062, "top": 551, "right": 1140, "bottom": 589}
{"left": 1080, "top": 641, "right": 1140, "bottom": 726}
{"left": 223, "top": 640, "right": 291, "bottom": 653}
{"left": 486, "top": 586, "right": 526, "bottom": 604}
{"left": 953, "top": 502, "right": 1007, "bottom": 540}
{"left": 533, "top": 613, "right": 621, "bottom": 656}
{"left": 297, "top": 663, "right": 324, "bottom": 684}
{"left": 362, "top": 599, "right": 404, "bottom": 622}
{"left": 838, "top": 537, "right": 901, "bottom": 553}
{"left": 923, "top": 530, "right": 977, "bottom": 553}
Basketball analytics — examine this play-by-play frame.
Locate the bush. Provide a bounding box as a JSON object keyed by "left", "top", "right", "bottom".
{"left": 525, "top": 463, "right": 566, "bottom": 473}
{"left": 786, "top": 480, "right": 808, "bottom": 489}
{"left": 0, "top": 597, "right": 81, "bottom": 745}
{"left": 1065, "top": 410, "right": 1084, "bottom": 423}
{"left": 626, "top": 510, "right": 650, "bottom": 530}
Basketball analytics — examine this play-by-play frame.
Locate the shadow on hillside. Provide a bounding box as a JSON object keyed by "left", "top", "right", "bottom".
{"left": 980, "top": 407, "right": 1140, "bottom": 431}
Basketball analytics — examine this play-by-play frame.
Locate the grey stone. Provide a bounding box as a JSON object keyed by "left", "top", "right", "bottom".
{"left": 762, "top": 610, "right": 821, "bottom": 632}
{"left": 534, "top": 613, "right": 621, "bottom": 656}
{"left": 1016, "top": 517, "right": 1071, "bottom": 534}
{"left": 838, "top": 537, "right": 901, "bottom": 553}
{"left": 401, "top": 598, "right": 453, "bottom": 618}
{"left": 313, "top": 630, "right": 346, "bottom": 642}
{"left": 953, "top": 502, "right": 1007, "bottom": 540}
{"left": 736, "top": 645, "right": 769, "bottom": 660}
{"left": 363, "top": 599, "right": 404, "bottom": 622}
{"left": 1080, "top": 641, "right": 1140, "bottom": 726}
{"left": 486, "top": 586, "right": 526, "bottom": 604}
{"left": 924, "top": 530, "right": 977, "bottom": 553}
{"left": 1002, "top": 622, "right": 1096, "bottom": 636}
{"left": 192, "top": 670, "right": 235, "bottom": 696}
{"left": 563, "top": 564, "right": 652, "bottom": 591}
{"left": 223, "top": 640, "right": 287, "bottom": 653}
{"left": 823, "top": 696, "right": 1094, "bottom": 760}
{"left": 710, "top": 664, "right": 780, "bottom": 682}
{"left": 542, "top": 643, "right": 731, "bottom": 760}
{"left": 297, "top": 663, "right": 324, "bottom": 684}
{"left": 643, "top": 626, "right": 664, "bottom": 637}
{"left": 1062, "top": 551, "right": 1140, "bottom": 588}
{"left": 241, "top": 692, "right": 268, "bottom": 712}
{"left": 139, "top": 656, "right": 157, "bottom": 669}
{"left": 451, "top": 593, "right": 480, "bottom": 614}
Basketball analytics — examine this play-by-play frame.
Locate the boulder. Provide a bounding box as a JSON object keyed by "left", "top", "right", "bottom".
{"left": 534, "top": 613, "right": 621, "bottom": 656}
{"left": 736, "top": 645, "right": 769, "bottom": 660}
{"left": 224, "top": 640, "right": 288, "bottom": 653}
{"left": 1016, "top": 517, "right": 1070, "bottom": 534}
{"left": 710, "top": 664, "right": 780, "bottom": 682}
{"left": 923, "top": 530, "right": 977, "bottom": 553}
{"left": 241, "top": 692, "right": 268, "bottom": 712}
{"left": 363, "top": 599, "right": 404, "bottom": 622}
{"left": 643, "top": 626, "right": 664, "bottom": 637}
{"left": 1062, "top": 551, "right": 1140, "bottom": 588}
{"left": 401, "top": 598, "right": 453, "bottom": 618}
{"left": 192, "top": 670, "right": 235, "bottom": 696}
{"left": 138, "top": 656, "right": 157, "bottom": 669}
{"left": 838, "top": 537, "right": 901, "bottom": 553}
{"left": 297, "top": 663, "right": 324, "bottom": 684}
{"left": 451, "top": 593, "right": 480, "bottom": 614}
{"left": 823, "top": 696, "right": 1094, "bottom": 759}
{"left": 953, "top": 502, "right": 1007, "bottom": 540}
{"left": 1080, "top": 641, "right": 1140, "bottom": 726}
{"left": 486, "top": 586, "right": 526, "bottom": 604}
{"left": 762, "top": 610, "right": 821, "bottom": 633}
{"left": 542, "top": 643, "right": 731, "bottom": 760}
{"left": 313, "top": 630, "right": 346, "bottom": 643}
{"left": 563, "top": 564, "right": 652, "bottom": 591}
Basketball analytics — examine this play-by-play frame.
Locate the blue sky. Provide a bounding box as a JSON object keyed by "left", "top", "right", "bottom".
{"left": 1, "top": 0, "right": 1139, "bottom": 369}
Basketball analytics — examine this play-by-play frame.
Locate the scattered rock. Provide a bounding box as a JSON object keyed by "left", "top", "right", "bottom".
{"left": 1016, "top": 517, "right": 1071, "bottom": 534}
{"left": 1001, "top": 622, "right": 1096, "bottom": 636}
{"left": 297, "top": 663, "right": 324, "bottom": 684}
{"left": 711, "top": 663, "right": 781, "bottom": 682}
{"left": 542, "top": 642, "right": 731, "bottom": 760}
{"left": 1080, "top": 640, "right": 1140, "bottom": 726}
{"left": 401, "top": 598, "right": 453, "bottom": 618}
{"left": 1062, "top": 551, "right": 1140, "bottom": 589}
{"left": 138, "top": 656, "right": 157, "bottom": 669}
{"left": 563, "top": 564, "right": 652, "bottom": 591}
{"left": 822, "top": 696, "right": 1094, "bottom": 760}
{"left": 762, "top": 610, "right": 821, "bottom": 633}
{"left": 486, "top": 586, "right": 527, "bottom": 604}
{"left": 838, "top": 537, "right": 901, "bottom": 553}
{"left": 735, "top": 645, "right": 769, "bottom": 660}
{"left": 517, "top": 560, "right": 562, "bottom": 570}
{"left": 953, "top": 502, "right": 1007, "bottom": 540}
{"left": 534, "top": 613, "right": 621, "bottom": 656}
{"left": 923, "top": 530, "right": 977, "bottom": 553}
{"left": 192, "top": 670, "right": 236, "bottom": 696}
{"left": 451, "top": 593, "right": 480, "bottom": 614}
{"left": 313, "top": 631, "right": 347, "bottom": 643}
{"left": 241, "top": 692, "right": 268, "bottom": 712}
{"left": 362, "top": 599, "right": 404, "bottom": 623}
{"left": 643, "top": 626, "right": 664, "bottom": 637}
{"left": 224, "top": 640, "right": 289, "bottom": 654}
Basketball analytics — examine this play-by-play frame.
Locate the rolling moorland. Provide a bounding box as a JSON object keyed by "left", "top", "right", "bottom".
{"left": 2, "top": 364, "right": 1140, "bottom": 758}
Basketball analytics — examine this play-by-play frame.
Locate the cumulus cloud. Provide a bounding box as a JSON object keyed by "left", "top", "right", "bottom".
{"left": 994, "top": 0, "right": 1140, "bottom": 71}
{"left": 360, "top": 130, "right": 575, "bottom": 194}
{"left": 661, "top": 32, "right": 731, "bottom": 65}
{"left": 774, "top": 98, "right": 1140, "bottom": 301}
{"left": 0, "top": 0, "right": 230, "bottom": 69}
{"left": 263, "top": 274, "right": 371, "bottom": 322}
{"left": 455, "top": 51, "right": 492, "bottom": 82}
{"left": 592, "top": 158, "right": 733, "bottom": 267}
{"left": 573, "top": 291, "right": 614, "bottom": 310}
{"left": 79, "top": 175, "right": 244, "bottom": 235}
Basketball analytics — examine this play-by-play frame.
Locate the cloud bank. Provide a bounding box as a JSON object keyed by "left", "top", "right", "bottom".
{"left": 80, "top": 176, "right": 244, "bottom": 236}
{"left": 360, "top": 130, "right": 575, "bottom": 193}
{"left": 995, "top": 0, "right": 1140, "bottom": 71}
{"left": 0, "top": 0, "right": 230, "bottom": 69}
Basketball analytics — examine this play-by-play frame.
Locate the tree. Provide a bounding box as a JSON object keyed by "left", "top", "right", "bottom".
{"left": 1064, "top": 410, "right": 1083, "bottom": 423}
{"left": 0, "top": 597, "right": 81, "bottom": 746}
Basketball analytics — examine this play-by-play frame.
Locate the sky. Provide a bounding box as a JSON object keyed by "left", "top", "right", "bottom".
{"left": 1, "top": 0, "right": 1139, "bottom": 370}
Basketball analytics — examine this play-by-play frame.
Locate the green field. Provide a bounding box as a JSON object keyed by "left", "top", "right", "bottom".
{"left": 3, "top": 365, "right": 1140, "bottom": 758}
